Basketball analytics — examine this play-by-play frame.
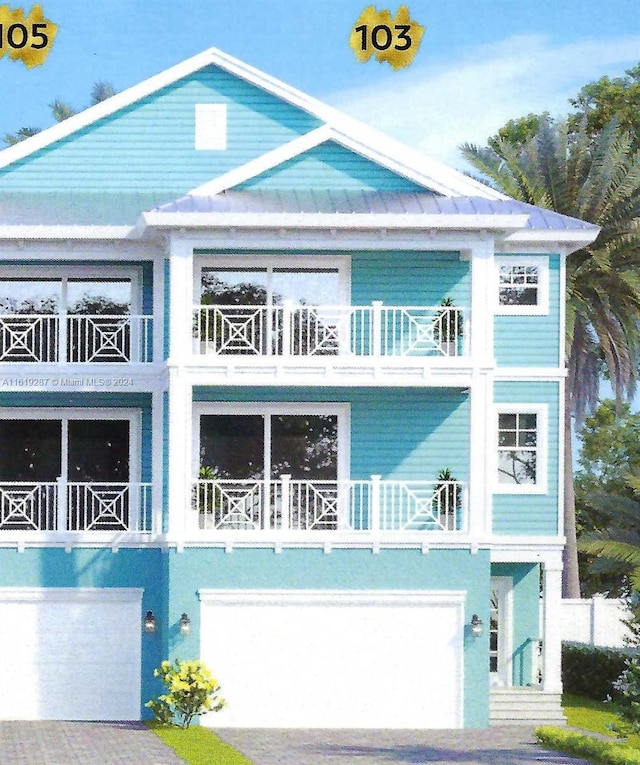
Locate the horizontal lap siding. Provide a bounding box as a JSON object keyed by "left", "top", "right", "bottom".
{"left": 352, "top": 251, "right": 470, "bottom": 306}
{"left": 238, "top": 141, "right": 424, "bottom": 190}
{"left": 494, "top": 255, "right": 561, "bottom": 367}
{"left": 192, "top": 387, "right": 469, "bottom": 481}
{"left": 0, "top": 66, "right": 321, "bottom": 192}
{"left": 492, "top": 381, "right": 560, "bottom": 536}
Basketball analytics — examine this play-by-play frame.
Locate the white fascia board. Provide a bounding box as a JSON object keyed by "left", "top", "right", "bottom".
{"left": 141, "top": 211, "right": 531, "bottom": 232}
{"left": 502, "top": 227, "right": 600, "bottom": 253}
{"left": 0, "top": 225, "right": 137, "bottom": 240}
{"left": 191, "top": 126, "right": 333, "bottom": 195}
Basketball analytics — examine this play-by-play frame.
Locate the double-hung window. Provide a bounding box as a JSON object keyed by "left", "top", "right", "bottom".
{"left": 495, "top": 406, "right": 547, "bottom": 493}
{"left": 495, "top": 257, "right": 549, "bottom": 315}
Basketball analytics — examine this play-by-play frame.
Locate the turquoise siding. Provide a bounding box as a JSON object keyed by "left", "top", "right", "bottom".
{"left": 191, "top": 387, "right": 470, "bottom": 482}
{"left": 492, "top": 381, "right": 560, "bottom": 536}
{"left": 238, "top": 141, "right": 425, "bottom": 191}
{"left": 0, "top": 392, "right": 152, "bottom": 484}
{"left": 494, "top": 255, "right": 561, "bottom": 367}
{"left": 352, "top": 250, "right": 469, "bottom": 306}
{"left": 167, "top": 546, "right": 491, "bottom": 727}
{"left": 0, "top": 547, "right": 165, "bottom": 717}
{"left": 491, "top": 563, "right": 540, "bottom": 686}
{"left": 0, "top": 66, "right": 321, "bottom": 192}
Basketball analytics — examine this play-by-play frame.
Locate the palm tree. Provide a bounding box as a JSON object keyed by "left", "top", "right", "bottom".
{"left": 3, "top": 81, "right": 116, "bottom": 146}
{"left": 461, "top": 117, "right": 640, "bottom": 597}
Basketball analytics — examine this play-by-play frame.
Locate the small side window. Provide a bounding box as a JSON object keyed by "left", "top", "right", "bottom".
{"left": 495, "top": 406, "right": 547, "bottom": 494}
{"left": 495, "top": 257, "right": 548, "bottom": 315}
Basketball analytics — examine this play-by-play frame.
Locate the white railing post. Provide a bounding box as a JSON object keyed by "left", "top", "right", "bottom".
{"left": 129, "top": 482, "right": 140, "bottom": 532}
{"left": 372, "top": 302, "right": 383, "bottom": 357}
{"left": 370, "top": 475, "right": 381, "bottom": 533}
{"left": 280, "top": 475, "right": 291, "bottom": 531}
{"left": 56, "top": 475, "right": 67, "bottom": 532}
{"left": 263, "top": 478, "right": 271, "bottom": 531}
{"left": 282, "top": 302, "right": 293, "bottom": 356}
{"left": 59, "top": 311, "right": 68, "bottom": 364}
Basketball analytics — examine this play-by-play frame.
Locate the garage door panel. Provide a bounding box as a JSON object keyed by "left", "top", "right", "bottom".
{"left": 0, "top": 589, "right": 142, "bottom": 721}
{"left": 200, "top": 590, "right": 464, "bottom": 729}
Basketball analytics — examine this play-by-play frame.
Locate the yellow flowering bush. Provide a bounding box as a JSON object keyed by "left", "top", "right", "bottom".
{"left": 146, "top": 659, "right": 225, "bottom": 728}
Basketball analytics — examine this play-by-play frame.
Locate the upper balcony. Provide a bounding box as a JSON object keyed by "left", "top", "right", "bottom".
{"left": 189, "top": 302, "right": 471, "bottom": 386}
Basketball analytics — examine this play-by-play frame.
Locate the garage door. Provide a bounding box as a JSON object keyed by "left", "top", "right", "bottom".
{"left": 0, "top": 588, "right": 142, "bottom": 720}
{"left": 200, "top": 589, "right": 464, "bottom": 728}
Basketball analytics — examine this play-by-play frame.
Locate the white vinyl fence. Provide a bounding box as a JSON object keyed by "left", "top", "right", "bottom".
{"left": 561, "top": 596, "right": 632, "bottom": 647}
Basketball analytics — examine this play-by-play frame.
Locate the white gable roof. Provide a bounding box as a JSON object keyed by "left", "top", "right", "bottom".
{"left": 0, "top": 47, "right": 504, "bottom": 200}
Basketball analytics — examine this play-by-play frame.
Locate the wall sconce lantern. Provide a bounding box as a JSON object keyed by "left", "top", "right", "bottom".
{"left": 180, "top": 613, "right": 191, "bottom": 636}
{"left": 144, "top": 610, "right": 156, "bottom": 634}
{"left": 470, "top": 614, "right": 483, "bottom": 638}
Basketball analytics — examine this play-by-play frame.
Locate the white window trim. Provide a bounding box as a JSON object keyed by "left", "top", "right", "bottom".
{"left": 490, "top": 576, "right": 513, "bottom": 688}
{"left": 493, "top": 404, "right": 548, "bottom": 495}
{"left": 192, "top": 402, "right": 350, "bottom": 484}
{"left": 0, "top": 407, "right": 142, "bottom": 484}
{"left": 0, "top": 265, "right": 143, "bottom": 314}
{"left": 195, "top": 103, "right": 227, "bottom": 151}
{"left": 193, "top": 255, "right": 352, "bottom": 306}
{"left": 495, "top": 256, "right": 549, "bottom": 316}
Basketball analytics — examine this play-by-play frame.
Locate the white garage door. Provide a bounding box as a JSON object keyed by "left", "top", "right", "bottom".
{"left": 200, "top": 589, "right": 464, "bottom": 728}
{"left": 0, "top": 588, "right": 142, "bottom": 720}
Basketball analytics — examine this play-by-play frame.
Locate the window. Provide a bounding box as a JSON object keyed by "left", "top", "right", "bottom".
{"left": 495, "top": 257, "right": 548, "bottom": 315}
{"left": 195, "top": 104, "right": 227, "bottom": 150}
{"left": 495, "top": 406, "right": 547, "bottom": 493}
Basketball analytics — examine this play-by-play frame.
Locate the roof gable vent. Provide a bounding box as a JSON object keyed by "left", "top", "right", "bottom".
{"left": 195, "top": 103, "right": 227, "bottom": 150}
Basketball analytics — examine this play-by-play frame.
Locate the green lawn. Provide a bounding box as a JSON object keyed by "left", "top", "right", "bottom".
{"left": 149, "top": 723, "right": 253, "bottom": 765}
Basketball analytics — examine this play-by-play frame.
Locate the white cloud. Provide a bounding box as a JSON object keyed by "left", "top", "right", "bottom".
{"left": 325, "top": 34, "right": 640, "bottom": 169}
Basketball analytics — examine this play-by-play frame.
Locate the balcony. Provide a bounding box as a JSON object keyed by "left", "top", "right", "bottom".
{"left": 0, "top": 480, "right": 152, "bottom": 532}
{"left": 0, "top": 314, "right": 153, "bottom": 363}
{"left": 191, "top": 477, "right": 466, "bottom": 535}
{"left": 192, "top": 303, "right": 467, "bottom": 358}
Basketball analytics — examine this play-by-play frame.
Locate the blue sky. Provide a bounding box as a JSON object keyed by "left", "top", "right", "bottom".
{"left": 0, "top": 0, "right": 639, "bottom": 167}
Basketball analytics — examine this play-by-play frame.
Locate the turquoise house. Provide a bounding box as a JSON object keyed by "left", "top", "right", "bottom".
{"left": 0, "top": 48, "right": 598, "bottom": 727}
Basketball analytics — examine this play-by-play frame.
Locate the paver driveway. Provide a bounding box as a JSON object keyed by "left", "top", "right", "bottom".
{"left": 0, "top": 721, "right": 184, "bottom": 765}
{"left": 218, "top": 727, "right": 595, "bottom": 765}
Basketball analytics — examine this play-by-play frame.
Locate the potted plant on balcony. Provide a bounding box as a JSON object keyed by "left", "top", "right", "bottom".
{"left": 433, "top": 297, "right": 463, "bottom": 356}
{"left": 435, "top": 468, "right": 461, "bottom": 530}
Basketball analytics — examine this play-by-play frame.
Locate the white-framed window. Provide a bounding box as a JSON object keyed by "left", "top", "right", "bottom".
{"left": 494, "top": 405, "right": 547, "bottom": 494}
{"left": 194, "top": 255, "right": 351, "bottom": 307}
{"left": 195, "top": 104, "right": 227, "bottom": 150}
{"left": 495, "top": 257, "right": 549, "bottom": 315}
{"left": 192, "top": 402, "right": 350, "bottom": 483}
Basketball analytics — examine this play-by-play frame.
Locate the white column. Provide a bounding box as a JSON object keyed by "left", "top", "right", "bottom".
{"left": 467, "top": 369, "right": 493, "bottom": 536}
{"left": 468, "top": 239, "right": 495, "bottom": 363}
{"left": 167, "top": 235, "right": 194, "bottom": 365}
{"left": 542, "top": 557, "right": 564, "bottom": 693}
{"left": 151, "top": 388, "right": 164, "bottom": 535}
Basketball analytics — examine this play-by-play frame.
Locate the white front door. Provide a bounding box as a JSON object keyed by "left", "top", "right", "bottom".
{"left": 490, "top": 576, "right": 512, "bottom": 687}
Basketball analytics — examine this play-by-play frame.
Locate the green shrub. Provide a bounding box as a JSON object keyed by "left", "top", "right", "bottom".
{"left": 536, "top": 726, "right": 640, "bottom": 765}
{"left": 563, "top": 643, "right": 632, "bottom": 701}
{"left": 146, "top": 659, "right": 225, "bottom": 728}
{"left": 608, "top": 656, "right": 640, "bottom": 737}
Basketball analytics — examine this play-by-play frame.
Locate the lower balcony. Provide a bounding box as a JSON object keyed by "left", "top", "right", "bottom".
{"left": 0, "top": 480, "right": 152, "bottom": 533}
{"left": 191, "top": 476, "right": 467, "bottom": 536}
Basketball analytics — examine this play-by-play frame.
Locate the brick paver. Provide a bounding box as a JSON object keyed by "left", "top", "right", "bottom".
{"left": 217, "top": 727, "right": 595, "bottom": 765}
{"left": 0, "top": 721, "right": 184, "bottom": 765}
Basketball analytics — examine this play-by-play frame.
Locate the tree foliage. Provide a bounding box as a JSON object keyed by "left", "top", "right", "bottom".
{"left": 3, "top": 81, "right": 116, "bottom": 146}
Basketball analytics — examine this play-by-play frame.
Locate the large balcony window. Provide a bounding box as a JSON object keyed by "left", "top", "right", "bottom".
{"left": 0, "top": 411, "right": 150, "bottom": 532}
{"left": 0, "top": 272, "right": 152, "bottom": 363}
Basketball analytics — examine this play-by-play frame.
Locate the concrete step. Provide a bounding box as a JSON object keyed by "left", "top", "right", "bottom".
{"left": 490, "top": 688, "right": 566, "bottom": 726}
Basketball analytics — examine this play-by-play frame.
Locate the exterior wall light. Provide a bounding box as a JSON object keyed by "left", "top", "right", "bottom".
{"left": 144, "top": 610, "right": 156, "bottom": 634}
{"left": 180, "top": 613, "right": 191, "bottom": 636}
{"left": 470, "top": 614, "right": 483, "bottom": 637}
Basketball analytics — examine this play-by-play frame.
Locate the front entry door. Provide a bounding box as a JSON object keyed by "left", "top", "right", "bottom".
{"left": 490, "top": 577, "right": 512, "bottom": 687}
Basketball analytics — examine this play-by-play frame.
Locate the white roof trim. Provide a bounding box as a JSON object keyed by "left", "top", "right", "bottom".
{"left": 141, "top": 210, "right": 530, "bottom": 231}
{"left": 0, "top": 46, "right": 503, "bottom": 200}
{"left": 0, "top": 225, "right": 135, "bottom": 240}
{"left": 189, "top": 123, "right": 505, "bottom": 200}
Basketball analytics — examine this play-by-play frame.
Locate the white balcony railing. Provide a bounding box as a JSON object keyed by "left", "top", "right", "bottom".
{"left": 192, "top": 477, "right": 466, "bottom": 533}
{"left": 0, "top": 481, "right": 152, "bottom": 532}
{"left": 0, "top": 314, "right": 153, "bottom": 363}
{"left": 193, "top": 304, "right": 466, "bottom": 357}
